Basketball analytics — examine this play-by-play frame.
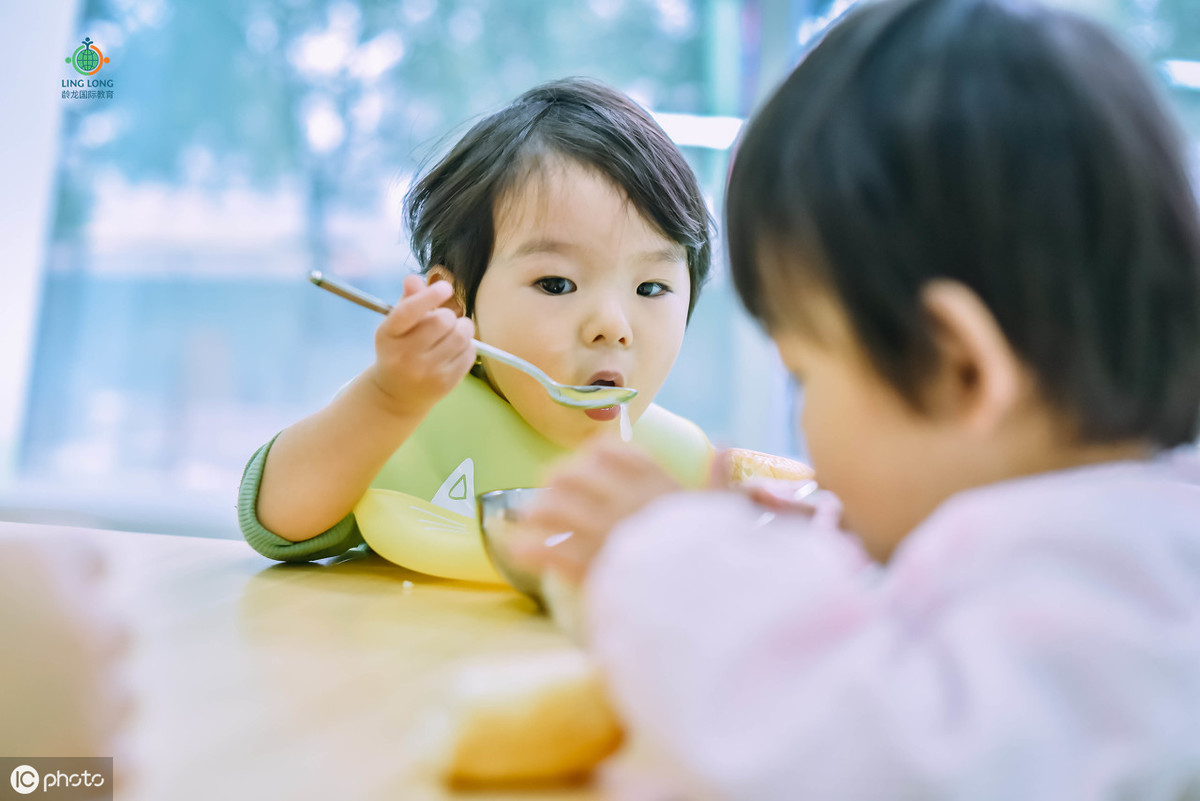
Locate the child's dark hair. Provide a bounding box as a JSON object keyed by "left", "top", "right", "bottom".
{"left": 727, "top": 0, "right": 1200, "bottom": 447}
{"left": 406, "top": 77, "right": 714, "bottom": 320}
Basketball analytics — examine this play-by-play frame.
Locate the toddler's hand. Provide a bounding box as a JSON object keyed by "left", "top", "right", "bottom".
{"left": 367, "top": 274, "right": 476, "bottom": 417}
{"left": 708, "top": 448, "right": 821, "bottom": 514}
{"left": 510, "top": 440, "right": 683, "bottom": 583}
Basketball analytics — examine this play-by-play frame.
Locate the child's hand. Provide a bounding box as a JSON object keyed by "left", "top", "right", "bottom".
{"left": 367, "top": 274, "right": 476, "bottom": 417}
{"left": 511, "top": 440, "right": 684, "bottom": 583}
{"left": 709, "top": 448, "right": 821, "bottom": 514}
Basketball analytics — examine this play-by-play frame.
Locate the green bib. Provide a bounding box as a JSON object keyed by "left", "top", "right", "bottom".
{"left": 354, "top": 374, "right": 712, "bottom": 583}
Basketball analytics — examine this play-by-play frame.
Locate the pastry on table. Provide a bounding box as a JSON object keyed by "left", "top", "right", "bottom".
{"left": 434, "top": 649, "right": 623, "bottom": 786}
{"left": 725, "top": 447, "right": 814, "bottom": 483}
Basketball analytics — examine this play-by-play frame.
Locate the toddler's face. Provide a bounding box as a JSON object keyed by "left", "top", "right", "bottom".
{"left": 471, "top": 159, "right": 691, "bottom": 449}
{"left": 774, "top": 303, "right": 960, "bottom": 561}
{"left": 773, "top": 282, "right": 1152, "bottom": 561}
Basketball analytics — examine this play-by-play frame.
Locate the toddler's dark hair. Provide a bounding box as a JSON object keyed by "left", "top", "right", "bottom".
{"left": 406, "top": 77, "right": 713, "bottom": 320}
{"left": 727, "top": 0, "right": 1200, "bottom": 446}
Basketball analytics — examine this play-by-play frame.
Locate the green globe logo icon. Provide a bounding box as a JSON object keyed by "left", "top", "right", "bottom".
{"left": 67, "top": 37, "right": 109, "bottom": 75}
{"left": 76, "top": 48, "right": 98, "bottom": 71}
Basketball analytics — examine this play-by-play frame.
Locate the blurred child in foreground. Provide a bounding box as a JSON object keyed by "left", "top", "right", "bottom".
{"left": 516, "top": 0, "right": 1200, "bottom": 797}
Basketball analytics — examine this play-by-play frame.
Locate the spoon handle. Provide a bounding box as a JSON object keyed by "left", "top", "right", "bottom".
{"left": 469, "top": 340, "right": 557, "bottom": 386}
{"left": 309, "top": 270, "right": 392, "bottom": 315}
{"left": 308, "top": 271, "right": 556, "bottom": 388}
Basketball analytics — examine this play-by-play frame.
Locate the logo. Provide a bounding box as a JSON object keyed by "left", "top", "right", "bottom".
{"left": 61, "top": 36, "right": 115, "bottom": 100}
{"left": 66, "top": 37, "right": 109, "bottom": 75}
{"left": 1, "top": 759, "right": 111, "bottom": 799}
{"left": 10, "top": 765, "right": 38, "bottom": 795}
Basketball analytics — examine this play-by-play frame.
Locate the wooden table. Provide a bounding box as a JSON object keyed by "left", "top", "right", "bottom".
{"left": 3, "top": 522, "right": 597, "bottom": 801}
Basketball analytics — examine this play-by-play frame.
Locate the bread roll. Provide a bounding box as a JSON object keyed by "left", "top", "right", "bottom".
{"left": 440, "top": 649, "right": 623, "bottom": 785}
{"left": 726, "top": 447, "right": 814, "bottom": 483}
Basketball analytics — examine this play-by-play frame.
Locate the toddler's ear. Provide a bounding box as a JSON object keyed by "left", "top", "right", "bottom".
{"left": 426, "top": 266, "right": 467, "bottom": 316}
{"left": 921, "top": 280, "right": 1029, "bottom": 435}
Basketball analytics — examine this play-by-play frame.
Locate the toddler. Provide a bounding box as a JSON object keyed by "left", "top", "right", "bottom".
{"left": 516, "top": 1, "right": 1200, "bottom": 797}
{"left": 238, "top": 78, "right": 715, "bottom": 570}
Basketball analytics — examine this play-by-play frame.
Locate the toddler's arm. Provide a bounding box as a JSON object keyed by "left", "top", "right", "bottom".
{"left": 585, "top": 493, "right": 1200, "bottom": 800}
{"left": 255, "top": 276, "right": 475, "bottom": 543}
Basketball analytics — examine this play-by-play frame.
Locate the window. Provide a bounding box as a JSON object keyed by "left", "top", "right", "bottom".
{"left": 3, "top": 0, "right": 1196, "bottom": 536}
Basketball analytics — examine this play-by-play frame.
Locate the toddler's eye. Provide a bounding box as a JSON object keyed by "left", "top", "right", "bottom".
{"left": 637, "top": 282, "right": 671, "bottom": 297}
{"left": 535, "top": 277, "right": 576, "bottom": 295}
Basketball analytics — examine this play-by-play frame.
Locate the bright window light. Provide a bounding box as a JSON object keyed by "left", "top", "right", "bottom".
{"left": 651, "top": 111, "right": 744, "bottom": 150}
{"left": 1163, "top": 60, "right": 1200, "bottom": 91}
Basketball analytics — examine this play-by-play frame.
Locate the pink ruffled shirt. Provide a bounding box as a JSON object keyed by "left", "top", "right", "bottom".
{"left": 585, "top": 451, "right": 1200, "bottom": 800}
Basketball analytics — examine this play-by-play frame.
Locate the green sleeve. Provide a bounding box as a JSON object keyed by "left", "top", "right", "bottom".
{"left": 236, "top": 434, "right": 365, "bottom": 562}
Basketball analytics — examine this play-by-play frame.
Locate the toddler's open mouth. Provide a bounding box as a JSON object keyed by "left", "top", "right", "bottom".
{"left": 583, "top": 373, "right": 623, "bottom": 421}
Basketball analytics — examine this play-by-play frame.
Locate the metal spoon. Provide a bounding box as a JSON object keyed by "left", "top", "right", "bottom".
{"left": 308, "top": 271, "right": 639, "bottom": 410}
